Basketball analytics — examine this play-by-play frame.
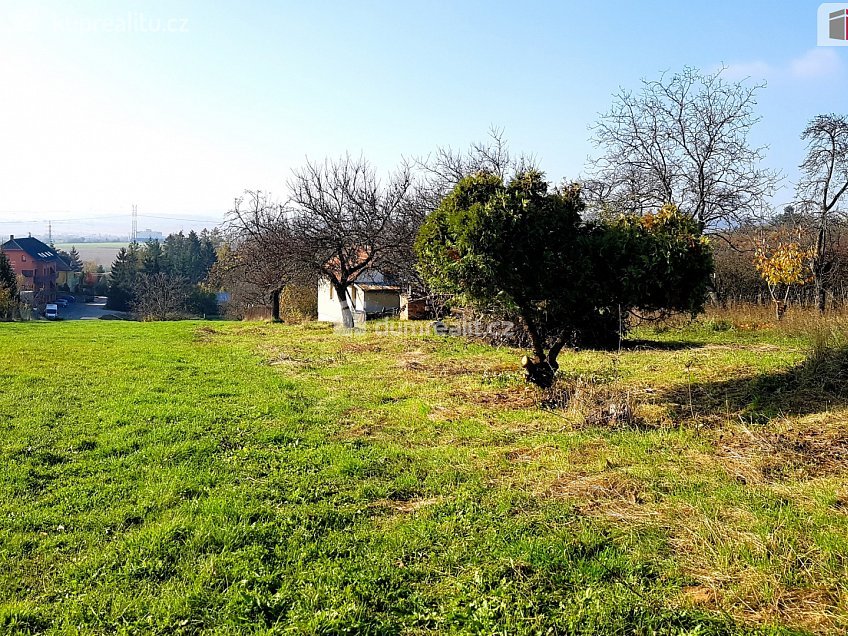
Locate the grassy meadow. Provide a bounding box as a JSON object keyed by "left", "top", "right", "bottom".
{"left": 1, "top": 315, "right": 847, "bottom": 634}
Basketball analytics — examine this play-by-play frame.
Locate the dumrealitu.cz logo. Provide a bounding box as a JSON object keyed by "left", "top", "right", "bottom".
{"left": 831, "top": 8, "right": 848, "bottom": 40}
{"left": 818, "top": 4, "right": 848, "bottom": 45}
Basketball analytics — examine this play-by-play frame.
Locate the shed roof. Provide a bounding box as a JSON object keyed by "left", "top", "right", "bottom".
{"left": 355, "top": 282, "right": 401, "bottom": 293}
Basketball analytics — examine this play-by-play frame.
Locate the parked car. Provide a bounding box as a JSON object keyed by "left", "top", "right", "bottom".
{"left": 44, "top": 304, "right": 59, "bottom": 320}
{"left": 56, "top": 298, "right": 69, "bottom": 308}
{"left": 58, "top": 295, "right": 76, "bottom": 304}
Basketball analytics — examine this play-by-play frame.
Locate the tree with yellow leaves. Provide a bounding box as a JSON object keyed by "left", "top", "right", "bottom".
{"left": 754, "top": 239, "right": 813, "bottom": 320}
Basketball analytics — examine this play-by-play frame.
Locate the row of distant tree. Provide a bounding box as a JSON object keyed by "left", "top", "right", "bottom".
{"left": 106, "top": 229, "right": 222, "bottom": 319}
{"left": 55, "top": 235, "right": 127, "bottom": 243}
{"left": 712, "top": 209, "right": 848, "bottom": 309}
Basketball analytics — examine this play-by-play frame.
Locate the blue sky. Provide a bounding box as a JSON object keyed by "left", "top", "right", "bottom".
{"left": 0, "top": 0, "right": 845, "bottom": 237}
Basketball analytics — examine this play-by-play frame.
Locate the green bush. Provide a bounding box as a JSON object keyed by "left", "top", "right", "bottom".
{"left": 416, "top": 173, "right": 713, "bottom": 384}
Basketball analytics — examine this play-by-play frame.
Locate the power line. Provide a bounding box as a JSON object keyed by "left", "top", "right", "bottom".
{"left": 138, "top": 214, "right": 222, "bottom": 223}
{"left": 0, "top": 213, "right": 223, "bottom": 224}
{"left": 0, "top": 216, "right": 118, "bottom": 224}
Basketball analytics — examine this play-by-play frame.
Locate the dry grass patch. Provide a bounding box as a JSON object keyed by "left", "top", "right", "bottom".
{"left": 718, "top": 414, "right": 848, "bottom": 483}
{"left": 339, "top": 339, "right": 387, "bottom": 354}
{"left": 369, "top": 497, "right": 441, "bottom": 515}
{"left": 334, "top": 408, "right": 390, "bottom": 440}
{"left": 338, "top": 420, "right": 386, "bottom": 439}
{"left": 396, "top": 348, "right": 517, "bottom": 377}
{"left": 667, "top": 500, "right": 845, "bottom": 634}
{"left": 504, "top": 445, "right": 558, "bottom": 464}
{"left": 396, "top": 350, "right": 427, "bottom": 371}
{"left": 700, "top": 304, "right": 848, "bottom": 336}
{"left": 831, "top": 489, "right": 848, "bottom": 513}
{"left": 701, "top": 343, "right": 785, "bottom": 353}
{"left": 537, "top": 379, "right": 650, "bottom": 430}
{"left": 267, "top": 352, "right": 309, "bottom": 368}
{"left": 451, "top": 386, "right": 538, "bottom": 410}
{"left": 192, "top": 325, "right": 223, "bottom": 343}
{"left": 542, "top": 471, "right": 654, "bottom": 521}
{"left": 682, "top": 583, "right": 842, "bottom": 634}
{"left": 259, "top": 343, "right": 345, "bottom": 369}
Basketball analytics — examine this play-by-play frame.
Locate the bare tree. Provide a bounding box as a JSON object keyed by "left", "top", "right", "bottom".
{"left": 133, "top": 273, "right": 189, "bottom": 321}
{"left": 412, "top": 126, "right": 535, "bottom": 211}
{"left": 407, "top": 128, "right": 539, "bottom": 315}
{"left": 223, "top": 190, "right": 304, "bottom": 320}
{"left": 207, "top": 239, "right": 287, "bottom": 319}
{"left": 796, "top": 114, "right": 848, "bottom": 313}
{"left": 590, "top": 67, "right": 779, "bottom": 232}
{"left": 287, "top": 154, "right": 417, "bottom": 328}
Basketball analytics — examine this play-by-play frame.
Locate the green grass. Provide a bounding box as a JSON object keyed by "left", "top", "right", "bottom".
{"left": 1, "top": 319, "right": 845, "bottom": 634}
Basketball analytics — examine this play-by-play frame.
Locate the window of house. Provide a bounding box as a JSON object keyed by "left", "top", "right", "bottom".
{"left": 21, "top": 270, "right": 33, "bottom": 277}
{"left": 329, "top": 285, "right": 334, "bottom": 299}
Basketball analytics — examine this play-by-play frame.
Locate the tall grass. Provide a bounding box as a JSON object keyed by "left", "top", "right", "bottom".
{"left": 702, "top": 302, "right": 848, "bottom": 334}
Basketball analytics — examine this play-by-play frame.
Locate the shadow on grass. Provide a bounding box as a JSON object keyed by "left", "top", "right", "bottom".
{"left": 664, "top": 344, "right": 848, "bottom": 424}
{"left": 620, "top": 339, "right": 705, "bottom": 352}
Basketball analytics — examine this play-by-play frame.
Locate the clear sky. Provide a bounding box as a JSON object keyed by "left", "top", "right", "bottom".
{"left": 0, "top": 0, "right": 845, "bottom": 238}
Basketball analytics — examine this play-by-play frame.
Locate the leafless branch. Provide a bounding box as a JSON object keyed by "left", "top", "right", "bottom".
{"left": 589, "top": 67, "right": 780, "bottom": 232}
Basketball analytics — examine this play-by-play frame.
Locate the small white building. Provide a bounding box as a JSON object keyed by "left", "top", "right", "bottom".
{"left": 317, "top": 270, "right": 401, "bottom": 323}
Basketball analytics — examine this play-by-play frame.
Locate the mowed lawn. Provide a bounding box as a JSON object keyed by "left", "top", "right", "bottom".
{"left": 1, "top": 320, "right": 846, "bottom": 634}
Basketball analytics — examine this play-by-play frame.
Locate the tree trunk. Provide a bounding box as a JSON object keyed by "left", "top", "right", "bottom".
{"left": 521, "top": 355, "right": 556, "bottom": 388}
{"left": 333, "top": 282, "right": 355, "bottom": 329}
{"left": 814, "top": 215, "right": 827, "bottom": 315}
{"left": 816, "top": 284, "right": 826, "bottom": 314}
{"left": 518, "top": 312, "right": 567, "bottom": 388}
{"left": 271, "top": 286, "right": 283, "bottom": 322}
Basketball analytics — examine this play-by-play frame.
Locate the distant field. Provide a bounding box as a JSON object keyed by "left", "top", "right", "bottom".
{"left": 54, "top": 242, "right": 127, "bottom": 268}
{"left": 1, "top": 317, "right": 847, "bottom": 633}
